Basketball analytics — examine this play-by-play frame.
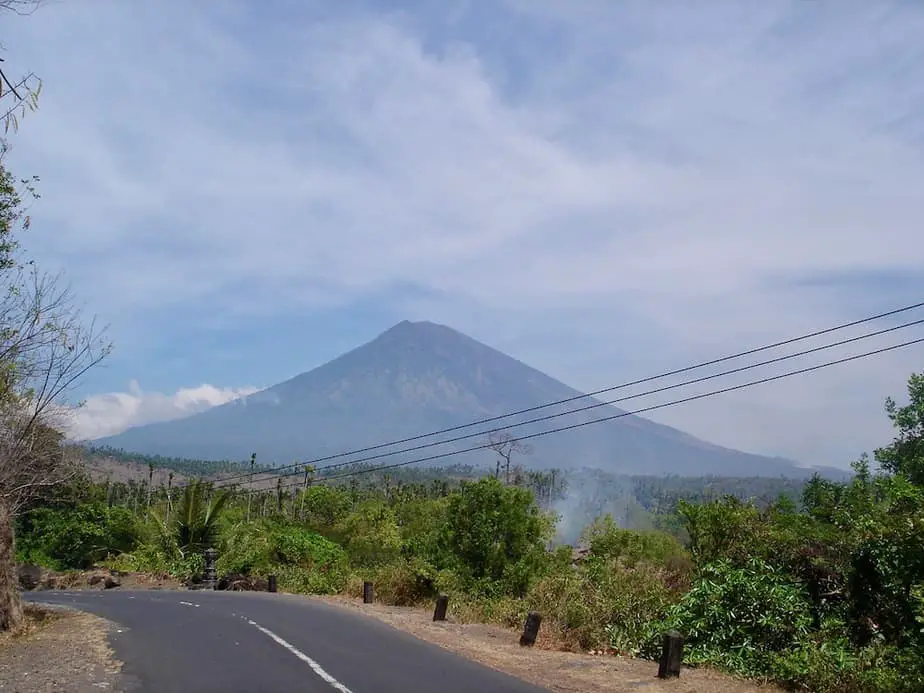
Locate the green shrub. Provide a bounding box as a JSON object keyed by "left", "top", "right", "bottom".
{"left": 526, "top": 558, "right": 678, "bottom": 652}
{"left": 338, "top": 499, "right": 403, "bottom": 567}
{"left": 437, "top": 477, "right": 551, "bottom": 596}
{"left": 351, "top": 557, "right": 440, "bottom": 606}
{"left": 583, "top": 515, "right": 688, "bottom": 568}
{"left": 217, "top": 519, "right": 348, "bottom": 594}
{"left": 649, "top": 558, "right": 813, "bottom": 677}
{"left": 15, "top": 503, "right": 140, "bottom": 570}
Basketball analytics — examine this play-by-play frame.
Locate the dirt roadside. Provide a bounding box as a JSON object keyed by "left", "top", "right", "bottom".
{"left": 7, "top": 572, "right": 784, "bottom": 693}
{"left": 0, "top": 605, "right": 124, "bottom": 693}
{"left": 315, "top": 595, "right": 784, "bottom": 693}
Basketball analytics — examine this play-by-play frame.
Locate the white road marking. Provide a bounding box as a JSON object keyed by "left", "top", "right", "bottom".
{"left": 178, "top": 601, "right": 200, "bottom": 607}
{"left": 245, "top": 618, "right": 354, "bottom": 693}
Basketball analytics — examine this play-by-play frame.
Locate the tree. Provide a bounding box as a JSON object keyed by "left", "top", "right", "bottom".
{"left": 439, "top": 476, "right": 550, "bottom": 595}
{"left": 486, "top": 431, "right": 533, "bottom": 485}
{"left": 1, "top": 0, "right": 43, "bottom": 135}
{"left": 173, "top": 480, "right": 231, "bottom": 556}
{"left": 875, "top": 372, "right": 924, "bottom": 485}
{"left": 0, "top": 156, "right": 110, "bottom": 630}
{"left": 0, "top": 1, "right": 44, "bottom": 13}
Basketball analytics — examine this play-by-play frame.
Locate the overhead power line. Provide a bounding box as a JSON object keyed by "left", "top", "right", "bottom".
{"left": 262, "top": 334, "right": 923, "bottom": 490}
{"left": 205, "top": 315, "right": 924, "bottom": 494}
{"left": 187, "top": 301, "right": 924, "bottom": 485}
{"left": 186, "top": 299, "right": 924, "bottom": 490}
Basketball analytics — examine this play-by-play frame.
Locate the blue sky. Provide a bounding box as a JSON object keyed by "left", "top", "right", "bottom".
{"left": 2, "top": 0, "right": 923, "bottom": 467}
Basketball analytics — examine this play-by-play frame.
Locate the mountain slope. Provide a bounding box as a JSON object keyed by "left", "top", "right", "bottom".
{"left": 93, "top": 320, "right": 816, "bottom": 477}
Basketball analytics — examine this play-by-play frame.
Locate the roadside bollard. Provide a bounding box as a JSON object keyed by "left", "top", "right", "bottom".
{"left": 657, "top": 631, "right": 684, "bottom": 679}
{"left": 363, "top": 581, "right": 374, "bottom": 604}
{"left": 203, "top": 548, "right": 218, "bottom": 590}
{"left": 520, "top": 611, "right": 542, "bottom": 646}
{"left": 433, "top": 595, "right": 449, "bottom": 622}
{"left": 268, "top": 575, "right": 277, "bottom": 593}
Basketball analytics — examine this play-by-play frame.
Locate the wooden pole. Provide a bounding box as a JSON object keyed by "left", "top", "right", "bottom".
{"left": 433, "top": 595, "right": 449, "bottom": 622}
{"left": 657, "top": 631, "right": 684, "bottom": 679}
{"left": 520, "top": 611, "right": 542, "bottom": 646}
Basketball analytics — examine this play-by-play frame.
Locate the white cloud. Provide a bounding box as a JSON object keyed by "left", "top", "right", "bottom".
{"left": 67, "top": 382, "right": 261, "bottom": 441}
{"left": 1, "top": 0, "right": 923, "bottom": 466}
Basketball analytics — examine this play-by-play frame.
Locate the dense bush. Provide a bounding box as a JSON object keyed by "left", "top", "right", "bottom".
{"left": 437, "top": 477, "right": 552, "bottom": 596}
{"left": 16, "top": 503, "right": 140, "bottom": 570}
{"left": 217, "top": 519, "right": 349, "bottom": 594}
{"left": 649, "top": 558, "right": 814, "bottom": 675}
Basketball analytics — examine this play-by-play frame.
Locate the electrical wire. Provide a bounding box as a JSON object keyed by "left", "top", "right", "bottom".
{"left": 183, "top": 300, "right": 924, "bottom": 490}
{"left": 211, "top": 316, "right": 924, "bottom": 492}
{"left": 254, "top": 334, "right": 924, "bottom": 493}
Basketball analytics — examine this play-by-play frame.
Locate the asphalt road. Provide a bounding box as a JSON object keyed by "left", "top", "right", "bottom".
{"left": 25, "top": 589, "right": 551, "bottom": 693}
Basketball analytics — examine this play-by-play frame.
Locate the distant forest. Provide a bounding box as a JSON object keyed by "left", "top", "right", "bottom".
{"left": 81, "top": 444, "right": 808, "bottom": 539}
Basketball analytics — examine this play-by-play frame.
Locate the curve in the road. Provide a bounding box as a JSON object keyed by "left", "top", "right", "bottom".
{"left": 25, "top": 589, "right": 551, "bottom": 693}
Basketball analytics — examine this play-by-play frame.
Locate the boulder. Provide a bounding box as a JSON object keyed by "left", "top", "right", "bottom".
{"left": 17, "top": 564, "right": 44, "bottom": 591}
{"left": 87, "top": 570, "right": 121, "bottom": 589}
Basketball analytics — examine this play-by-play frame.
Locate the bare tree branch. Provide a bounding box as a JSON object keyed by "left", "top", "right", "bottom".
{"left": 0, "top": 265, "right": 112, "bottom": 513}
{"left": 487, "top": 431, "right": 533, "bottom": 485}
{"left": 0, "top": 0, "right": 45, "bottom": 16}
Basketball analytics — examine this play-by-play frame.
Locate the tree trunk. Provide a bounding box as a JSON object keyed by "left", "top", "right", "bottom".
{"left": 0, "top": 497, "right": 23, "bottom": 632}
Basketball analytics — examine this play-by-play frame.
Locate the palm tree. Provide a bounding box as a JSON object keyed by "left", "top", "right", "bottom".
{"left": 174, "top": 480, "right": 231, "bottom": 556}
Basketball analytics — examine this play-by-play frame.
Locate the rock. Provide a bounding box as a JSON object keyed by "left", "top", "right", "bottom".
{"left": 41, "top": 573, "right": 62, "bottom": 590}
{"left": 217, "top": 572, "right": 267, "bottom": 591}
{"left": 17, "top": 564, "right": 44, "bottom": 591}
{"left": 86, "top": 570, "right": 120, "bottom": 588}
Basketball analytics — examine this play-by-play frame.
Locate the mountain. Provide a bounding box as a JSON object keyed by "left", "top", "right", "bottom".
{"left": 92, "top": 320, "right": 829, "bottom": 477}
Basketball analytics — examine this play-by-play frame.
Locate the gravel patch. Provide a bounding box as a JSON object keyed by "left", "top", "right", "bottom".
{"left": 0, "top": 604, "right": 124, "bottom": 693}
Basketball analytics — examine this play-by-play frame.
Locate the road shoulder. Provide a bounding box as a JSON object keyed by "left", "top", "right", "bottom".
{"left": 313, "top": 595, "right": 783, "bottom": 693}
{"left": 0, "top": 604, "right": 124, "bottom": 693}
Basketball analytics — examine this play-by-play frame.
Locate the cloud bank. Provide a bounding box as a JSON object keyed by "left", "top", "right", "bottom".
{"left": 1, "top": 0, "right": 922, "bottom": 466}
{"left": 69, "top": 382, "right": 261, "bottom": 441}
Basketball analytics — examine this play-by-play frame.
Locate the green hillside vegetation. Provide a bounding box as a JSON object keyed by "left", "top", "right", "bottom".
{"left": 15, "top": 371, "right": 924, "bottom": 692}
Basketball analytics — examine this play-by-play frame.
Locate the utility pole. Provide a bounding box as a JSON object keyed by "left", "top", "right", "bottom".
{"left": 299, "top": 465, "right": 315, "bottom": 520}
{"left": 147, "top": 463, "right": 154, "bottom": 508}
{"left": 166, "top": 472, "right": 174, "bottom": 523}
{"left": 246, "top": 453, "right": 256, "bottom": 522}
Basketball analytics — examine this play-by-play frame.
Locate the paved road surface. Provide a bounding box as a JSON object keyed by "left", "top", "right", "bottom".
{"left": 25, "top": 589, "right": 550, "bottom": 693}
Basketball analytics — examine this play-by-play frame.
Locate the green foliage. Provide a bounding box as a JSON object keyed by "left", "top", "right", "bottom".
{"left": 438, "top": 477, "right": 552, "bottom": 596}
{"left": 217, "top": 519, "right": 348, "bottom": 594}
{"left": 583, "top": 514, "right": 689, "bottom": 570}
{"left": 172, "top": 480, "right": 231, "bottom": 555}
{"left": 651, "top": 558, "right": 814, "bottom": 676}
{"left": 339, "top": 499, "right": 402, "bottom": 566}
{"left": 875, "top": 373, "right": 924, "bottom": 485}
{"left": 532, "top": 556, "right": 679, "bottom": 652}
{"left": 301, "top": 485, "right": 352, "bottom": 531}
{"left": 15, "top": 503, "right": 139, "bottom": 570}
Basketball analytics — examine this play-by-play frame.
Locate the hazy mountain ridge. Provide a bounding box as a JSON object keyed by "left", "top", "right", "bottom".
{"left": 93, "top": 320, "right": 834, "bottom": 478}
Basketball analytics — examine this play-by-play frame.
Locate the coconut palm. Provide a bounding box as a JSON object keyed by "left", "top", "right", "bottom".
{"left": 173, "top": 480, "right": 231, "bottom": 556}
